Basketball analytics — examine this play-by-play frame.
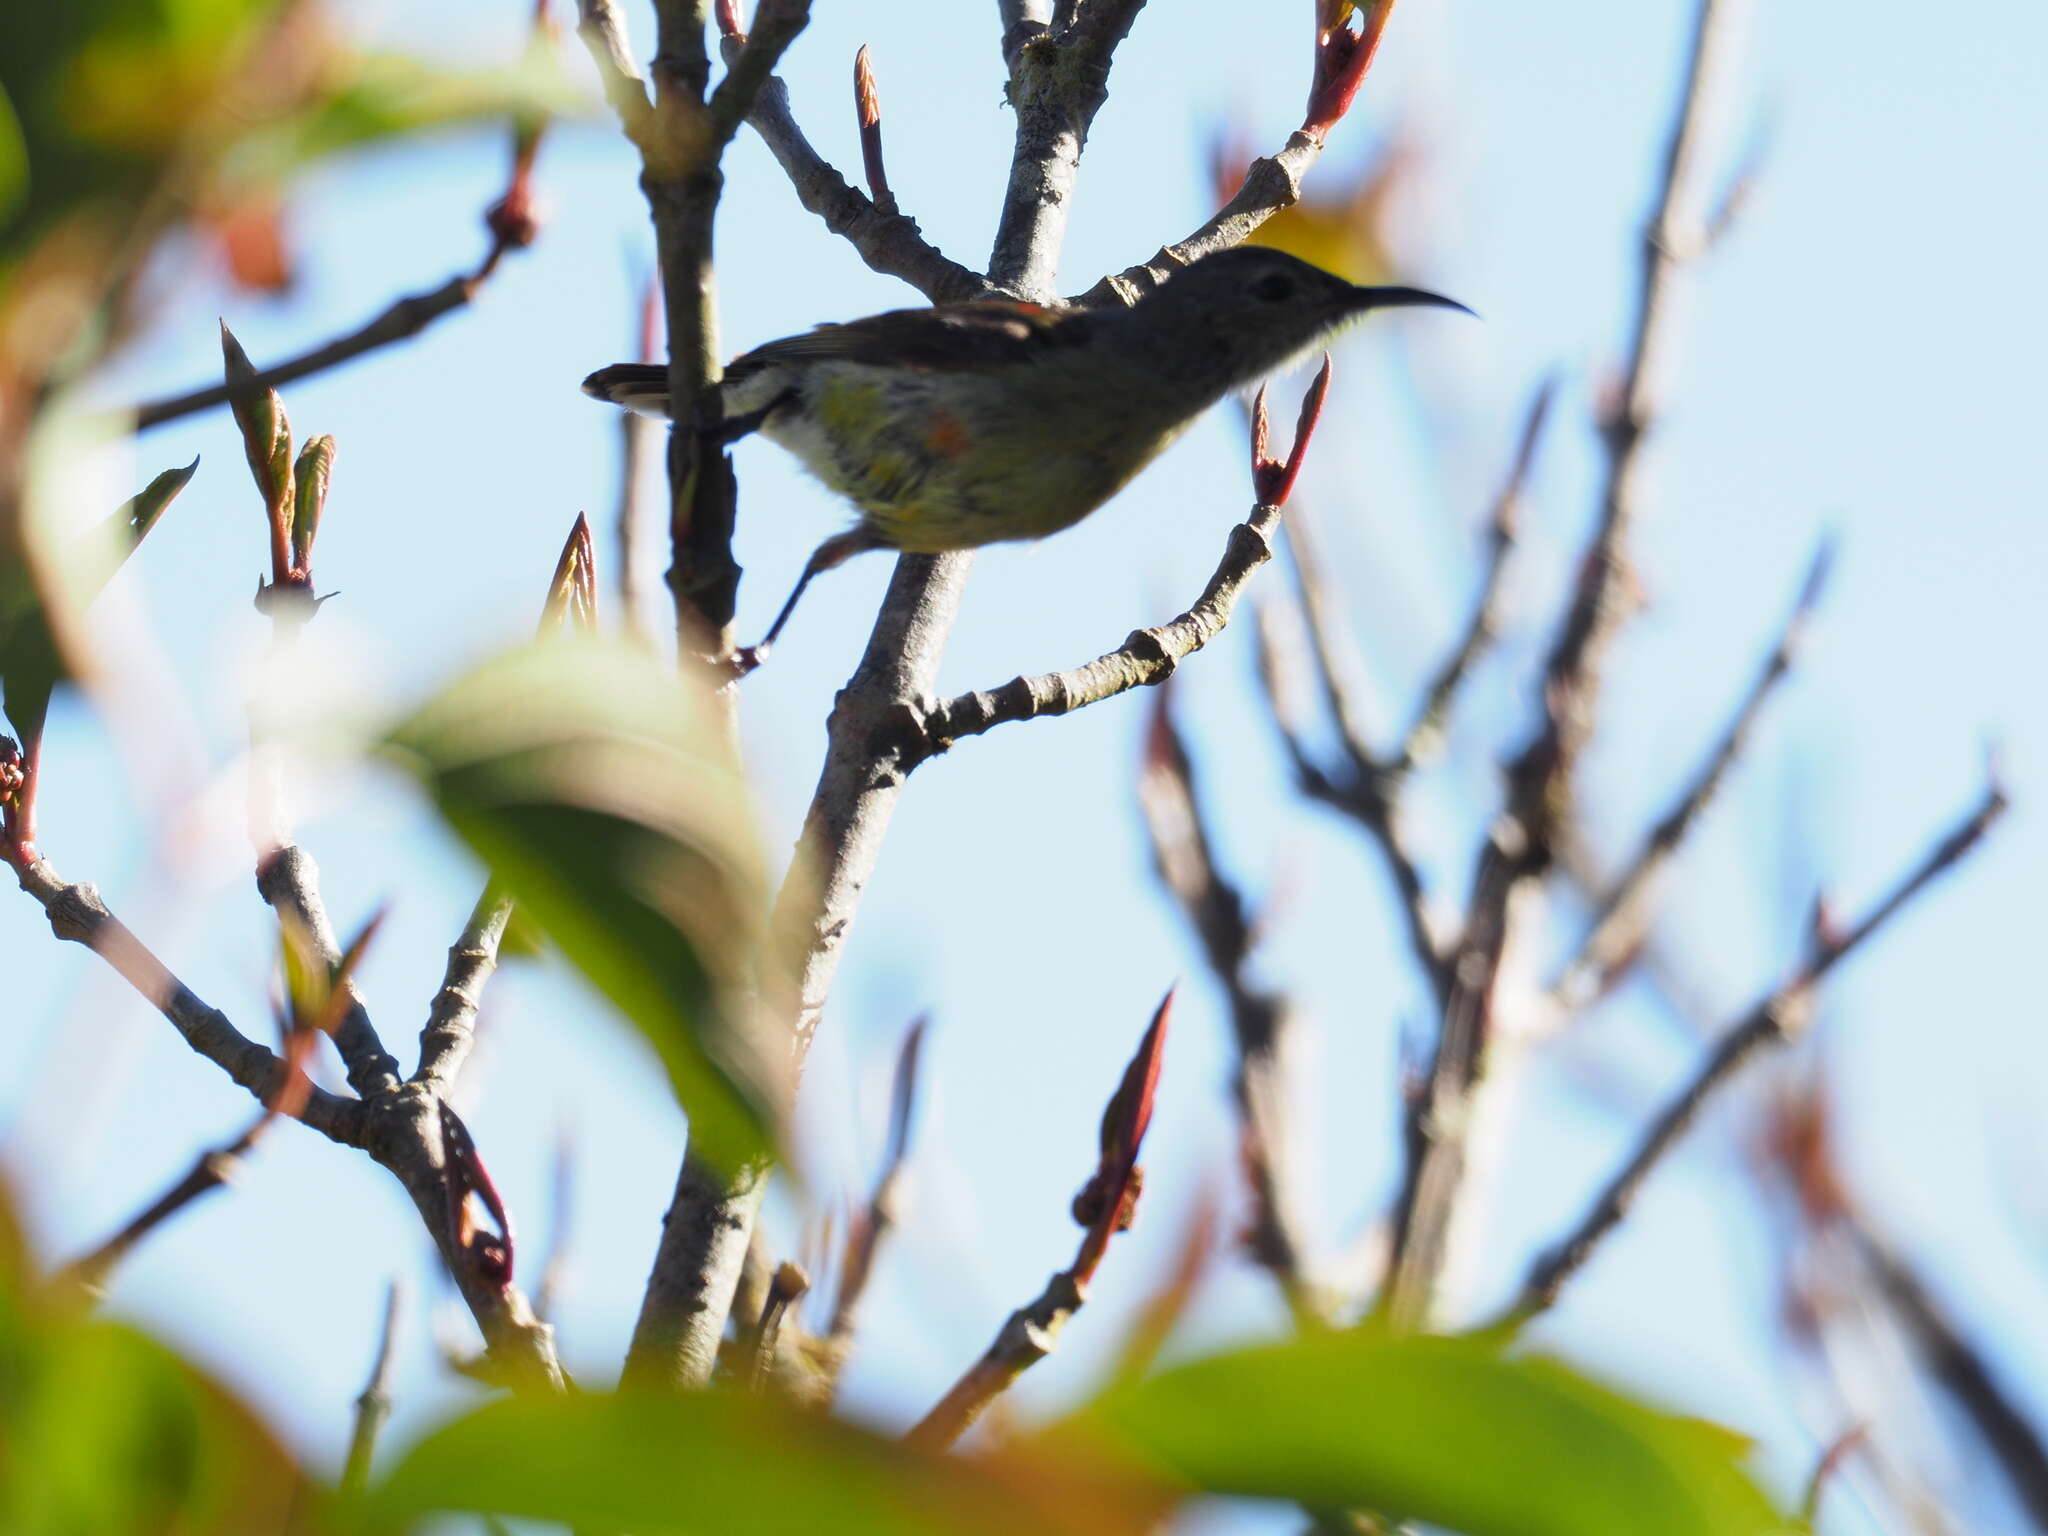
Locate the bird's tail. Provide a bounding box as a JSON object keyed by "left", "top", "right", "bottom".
{"left": 581, "top": 363, "right": 672, "bottom": 418}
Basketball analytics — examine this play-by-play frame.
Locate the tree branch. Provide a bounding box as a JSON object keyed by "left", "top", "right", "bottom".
{"left": 921, "top": 506, "right": 1282, "bottom": 754}
{"left": 735, "top": 71, "right": 992, "bottom": 303}
{"left": 627, "top": 0, "right": 1152, "bottom": 1393}
{"left": 823, "top": 1017, "right": 927, "bottom": 1387}
{"left": 1382, "top": 0, "right": 1751, "bottom": 1328}
{"left": 1549, "top": 537, "right": 1833, "bottom": 1017}
{"left": 1138, "top": 691, "right": 1323, "bottom": 1324}
{"left": 905, "top": 991, "right": 1168, "bottom": 1450}
{"left": 1252, "top": 559, "right": 1452, "bottom": 1009}
{"left": 410, "top": 886, "right": 516, "bottom": 1093}
{"left": 12, "top": 859, "right": 360, "bottom": 1143}
{"left": 1855, "top": 1223, "right": 2048, "bottom": 1529}
{"left": 1396, "top": 376, "right": 1555, "bottom": 771}
{"left": 1076, "top": 132, "right": 1325, "bottom": 307}
{"left": 342, "top": 1282, "right": 403, "bottom": 1498}
{"left": 1505, "top": 779, "right": 2007, "bottom": 1324}
{"left": 258, "top": 845, "right": 401, "bottom": 1098}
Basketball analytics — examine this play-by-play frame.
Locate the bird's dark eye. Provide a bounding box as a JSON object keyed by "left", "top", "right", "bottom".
{"left": 1249, "top": 271, "right": 1297, "bottom": 303}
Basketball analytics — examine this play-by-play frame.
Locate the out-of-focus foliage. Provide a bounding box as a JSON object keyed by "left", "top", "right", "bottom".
{"left": 1050, "top": 1330, "right": 1787, "bottom": 1536}
{"left": 383, "top": 637, "right": 784, "bottom": 1175}
{"left": 1218, "top": 133, "right": 1412, "bottom": 286}
{"left": 0, "top": 1181, "right": 313, "bottom": 1534}
{"left": 0, "top": 457, "right": 195, "bottom": 758}
{"left": 362, "top": 1385, "right": 1170, "bottom": 1535}
{"left": 0, "top": 0, "right": 574, "bottom": 733}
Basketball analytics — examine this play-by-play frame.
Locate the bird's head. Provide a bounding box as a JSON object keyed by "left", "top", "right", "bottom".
{"left": 1126, "top": 246, "right": 1470, "bottom": 391}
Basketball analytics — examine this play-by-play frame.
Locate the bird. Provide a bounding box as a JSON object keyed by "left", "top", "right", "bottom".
{"left": 583, "top": 245, "right": 1469, "bottom": 668}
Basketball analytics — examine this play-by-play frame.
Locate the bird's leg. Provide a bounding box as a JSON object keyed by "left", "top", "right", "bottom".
{"left": 731, "top": 528, "right": 881, "bottom": 676}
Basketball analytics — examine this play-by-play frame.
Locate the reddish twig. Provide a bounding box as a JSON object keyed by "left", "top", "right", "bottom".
{"left": 1079, "top": 2, "right": 1399, "bottom": 306}
{"left": 853, "top": 46, "right": 892, "bottom": 209}
{"left": 905, "top": 991, "right": 1171, "bottom": 1450}
{"left": 1305, "top": 1, "right": 1398, "bottom": 143}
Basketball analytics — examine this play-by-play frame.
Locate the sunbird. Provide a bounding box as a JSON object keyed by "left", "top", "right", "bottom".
{"left": 584, "top": 246, "right": 1468, "bottom": 666}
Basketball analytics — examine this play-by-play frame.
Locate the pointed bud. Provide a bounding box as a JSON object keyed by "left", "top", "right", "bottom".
{"left": 539, "top": 513, "right": 599, "bottom": 634}
{"left": 1250, "top": 355, "right": 1334, "bottom": 507}
{"left": 1305, "top": 0, "right": 1397, "bottom": 143}
{"left": 290, "top": 436, "right": 335, "bottom": 580}
{"left": 221, "top": 322, "right": 294, "bottom": 582}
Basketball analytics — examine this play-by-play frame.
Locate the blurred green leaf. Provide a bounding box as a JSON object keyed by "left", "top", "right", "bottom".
{"left": 367, "top": 1387, "right": 1166, "bottom": 1536}
{"left": 1, "top": 458, "right": 196, "bottom": 746}
{"left": 0, "top": 84, "right": 26, "bottom": 227}
{"left": 1051, "top": 1331, "right": 1785, "bottom": 1536}
{"left": 0, "top": 1178, "right": 309, "bottom": 1535}
{"left": 383, "top": 637, "right": 778, "bottom": 1174}
{"left": 218, "top": 50, "right": 581, "bottom": 194}
{"left": 114, "top": 455, "right": 200, "bottom": 550}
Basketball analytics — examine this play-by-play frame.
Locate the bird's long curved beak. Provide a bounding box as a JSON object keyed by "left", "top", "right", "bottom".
{"left": 1350, "top": 285, "right": 1477, "bottom": 319}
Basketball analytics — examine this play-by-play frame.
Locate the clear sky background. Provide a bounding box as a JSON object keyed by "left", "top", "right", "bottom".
{"left": 4, "top": 1, "right": 2045, "bottom": 1531}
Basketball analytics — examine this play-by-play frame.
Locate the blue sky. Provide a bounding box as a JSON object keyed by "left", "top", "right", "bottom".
{"left": 5, "top": 1, "right": 2045, "bottom": 1529}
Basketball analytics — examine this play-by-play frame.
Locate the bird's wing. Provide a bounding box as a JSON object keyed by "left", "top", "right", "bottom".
{"left": 726, "top": 301, "right": 1096, "bottom": 384}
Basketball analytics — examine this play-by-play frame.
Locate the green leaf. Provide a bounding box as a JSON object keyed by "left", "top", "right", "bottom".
{"left": 114, "top": 456, "right": 200, "bottom": 552}
{"left": 0, "top": 83, "right": 26, "bottom": 227}
{"left": 1, "top": 458, "right": 196, "bottom": 745}
{"left": 0, "top": 1183, "right": 308, "bottom": 1535}
{"left": 1051, "top": 1331, "right": 1786, "bottom": 1536}
{"left": 383, "top": 636, "right": 779, "bottom": 1174}
{"left": 366, "top": 1388, "right": 1166, "bottom": 1536}
{"left": 217, "top": 49, "right": 583, "bottom": 194}
{"left": 290, "top": 435, "right": 333, "bottom": 571}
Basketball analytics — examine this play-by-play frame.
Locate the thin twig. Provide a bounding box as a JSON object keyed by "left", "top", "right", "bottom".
{"left": 918, "top": 363, "right": 1331, "bottom": 757}
{"left": 532, "top": 1126, "right": 575, "bottom": 1325}
{"left": 12, "top": 859, "right": 360, "bottom": 1143}
{"left": 1856, "top": 1227, "right": 2048, "bottom": 1528}
{"left": 905, "top": 990, "right": 1170, "bottom": 1450}
{"left": 59, "top": 1031, "right": 316, "bottom": 1298}
{"left": 342, "top": 1282, "right": 403, "bottom": 1498}
{"left": 1396, "top": 376, "right": 1556, "bottom": 771}
{"left": 745, "top": 1261, "right": 810, "bottom": 1393}
{"left": 576, "top": 0, "right": 654, "bottom": 137}
{"left": 1505, "top": 779, "right": 2007, "bottom": 1324}
{"left": 410, "top": 887, "right": 516, "bottom": 1093}
{"left": 736, "top": 70, "right": 989, "bottom": 302}
{"left": 1251, "top": 584, "right": 1451, "bottom": 1008}
{"left": 825, "top": 1017, "right": 927, "bottom": 1378}
{"left": 1077, "top": 133, "right": 1327, "bottom": 308}
{"left": 135, "top": 276, "right": 485, "bottom": 430}
{"left": 1138, "top": 691, "right": 1321, "bottom": 1324}
{"left": 258, "top": 845, "right": 401, "bottom": 1098}
{"left": 136, "top": 83, "right": 548, "bottom": 433}
{"left": 1549, "top": 537, "right": 1834, "bottom": 1017}
{"left": 1382, "top": 0, "right": 1752, "bottom": 1328}
{"left": 709, "top": 0, "right": 812, "bottom": 145}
